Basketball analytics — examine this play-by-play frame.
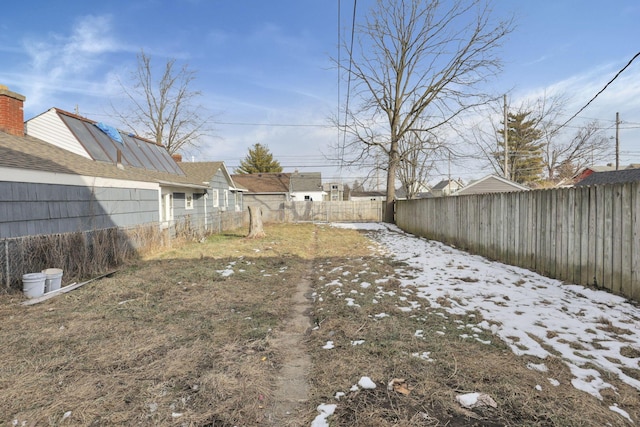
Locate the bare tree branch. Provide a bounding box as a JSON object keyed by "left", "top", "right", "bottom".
{"left": 112, "top": 50, "right": 212, "bottom": 155}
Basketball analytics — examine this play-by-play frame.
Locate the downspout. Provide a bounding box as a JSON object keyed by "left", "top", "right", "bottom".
{"left": 204, "top": 192, "right": 208, "bottom": 231}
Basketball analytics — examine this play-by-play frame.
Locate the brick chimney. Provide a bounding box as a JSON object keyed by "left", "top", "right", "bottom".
{"left": 171, "top": 153, "right": 183, "bottom": 162}
{"left": 0, "top": 85, "right": 26, "bottom": 137}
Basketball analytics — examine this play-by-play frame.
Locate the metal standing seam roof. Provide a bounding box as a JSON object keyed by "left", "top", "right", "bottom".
{"left": 55, "top": 109, "right": 184, "bottom": 176}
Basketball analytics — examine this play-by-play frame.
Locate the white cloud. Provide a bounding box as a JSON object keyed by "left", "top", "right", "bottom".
{"left": 17, "top": 14, "right": 131, "bottom": 113}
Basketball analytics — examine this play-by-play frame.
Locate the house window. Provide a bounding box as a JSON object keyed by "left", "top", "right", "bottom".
{"left": 212, "top": 189, "right": 219, "bottom": 207}
{"left": 331, "top": 184, "right": 338, "bottom": 190}
{"left": 223, "top": 190, "right": 229, "bottom": 208}
{"left": 185, "top": 193, "right": 194, "bottom": 210}
{"left": 304, "top": 195, "right": 312, "bottom": 201}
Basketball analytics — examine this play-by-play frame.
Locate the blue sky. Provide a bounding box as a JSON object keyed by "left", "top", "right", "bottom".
{"left": 1, "top": 1, "right": 639, "bottom": 185}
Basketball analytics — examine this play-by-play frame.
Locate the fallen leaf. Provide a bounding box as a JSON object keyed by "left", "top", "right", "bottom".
{"left": 387, "top": 378, "right": 412, "bottom": 395}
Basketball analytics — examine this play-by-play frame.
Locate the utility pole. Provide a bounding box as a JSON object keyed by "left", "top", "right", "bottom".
{"left": 615, "top": 112, "right": 620, "bottom": 170}
{"left": 503, "top": 94, "right": 509, "bottom": 180}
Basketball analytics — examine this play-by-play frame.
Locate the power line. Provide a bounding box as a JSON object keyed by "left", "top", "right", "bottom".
{"left": 211, "top": 121, "right": 332, "bottom": 128}
{"left": 556, "top": 51, "right": 640, "bottom": 131}
{"left": 339, "top": 0, "right": 358, "bottom": 172}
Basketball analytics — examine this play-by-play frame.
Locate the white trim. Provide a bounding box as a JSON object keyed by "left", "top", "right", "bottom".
{"left": 0, "top": 166, "right": 159, "bottom": 190}
{"left": 185, "top": 192, "right": 194, "bottom": 210}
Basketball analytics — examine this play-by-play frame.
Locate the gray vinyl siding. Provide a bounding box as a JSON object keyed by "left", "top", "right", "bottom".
{"left": 0, "top": 182, "right": 158, "bottom": 238}
{"left": 209, "top": 169, "right": 241, "bottom": 211}
{"left": 172, "top": 191, "right": 207, "bottom": 222}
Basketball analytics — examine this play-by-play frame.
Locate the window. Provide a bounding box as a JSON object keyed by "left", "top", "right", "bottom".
{"left": 185, "top": 193, "right": 194, "bottom": 210}
{"left": 304, "top": 195, "right": 312, "bottom": 201}
{"left": 331, "top": 184, "right": 338, "bottom": 190}
{"left": 211, "top": 189, "right": 219, "bottom": 207}
{"left": 223, "top": 190, "right": 229, "bottom": 208}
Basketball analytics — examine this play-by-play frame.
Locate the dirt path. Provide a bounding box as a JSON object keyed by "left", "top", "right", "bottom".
{"left": 265, "top": 262, "right": 313, "bottom": 425}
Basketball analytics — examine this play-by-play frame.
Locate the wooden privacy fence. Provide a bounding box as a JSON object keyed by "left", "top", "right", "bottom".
{"left": 260, "top": 200, "right": 383, "bottom": 223}
{"left": 396, "top": 182, "right": 640, "bottom": 302}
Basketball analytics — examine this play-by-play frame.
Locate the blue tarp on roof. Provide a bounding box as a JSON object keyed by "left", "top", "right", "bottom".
{"left": 95, "top": 122, "right": 124, "bottom": 145}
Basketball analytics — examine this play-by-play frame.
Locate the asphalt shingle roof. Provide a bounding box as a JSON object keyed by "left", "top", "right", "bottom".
{"left": 0, "top": 131, "right": 207, "bottom": 189}
{"left": 231, "top": 173, "right": 290, "bottom": 193}
{"left": 575, "top": 168, "right": 640, "bottom": 186}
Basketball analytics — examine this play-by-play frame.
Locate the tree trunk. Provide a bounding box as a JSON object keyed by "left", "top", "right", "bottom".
{"left": 384, "top": 142, "right": 399, "bottom": 224}
{"left": 247, "top": 206, "right": 266, "bottom": 239}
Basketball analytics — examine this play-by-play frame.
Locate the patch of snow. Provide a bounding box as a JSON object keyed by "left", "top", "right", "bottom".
{"left": 358, "top": 376, "right": 377, "bottom": 389}
{"left": 609, "top": 404, "right": 634, "bottom": 424}
{"left": 360, "top": 282, "right": 372, "bottom": 289}
{"left": 411, "top": 351, "right": 434, "bottom": 361}
{"left": 455, "top": 392, "right": 480, "bottom": 408}
{"left": 322, "top": 341, "right": 335, "bottom": 350}
{"left": 335, "top": 391, "right": 346, "bottom": 400}
{"left": 351, "top": 340, "right": 365, "bottom": 346}
{"left": 311, "top": 403, "right": 337, "bottom": 427}
{"left": 216, "top": 269, "right": 234, "bottom": 277}
{"left": 527, "top": 362, "right": 548, "bottom": 372}
{"left": 548, "top": 378, "right": 560, "bottom": 386}
{"left": 345, "top": 298, "right": 360, "bottom": 307}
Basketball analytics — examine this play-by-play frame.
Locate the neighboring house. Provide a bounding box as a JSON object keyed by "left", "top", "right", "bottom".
{"left": 289, "top": 172, "right": 324, "bottom": 202}
{"left": 0, "top": 86, "right": 211, "bottom": 238}
{"left": 395, "top": 185, "right": 433, "bottom": 200}
{"left": 431, "top": 179, "right": 464, "bottom": 197}
{"left": 349, "top": 190, "right": 386, "bottom": 201}
{"left": 323, "top": 182, "right": 345, "bottom": 201}
{"left": 178, "top": 161, "right": 243, "bottom": 212}
{"left": 573, "top": 165, "right": 615, "bottom": 183}
{"left": 455, "top": 174, "right": 529, "bottom": 196}
{"left": 231, "top": 172, "right": 291, "bottom": 216}
{"left": 574, "top": 168, "right": 640, "bottom": 187}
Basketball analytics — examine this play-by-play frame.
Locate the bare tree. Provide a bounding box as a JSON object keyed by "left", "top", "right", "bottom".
{"left": 114, "top": 50, "right": 210, "bottom": 155}
{"left": 396, "top": 130, "right": 443, "bottom": 199}
{"left": 543, "top": 120, "right": 611, "bottom": 182}
{"left": 334, "top": 0, "right": 512, "bottom": 222}
{"left": 471, "top": 93, "right": 613, "bottom": 184}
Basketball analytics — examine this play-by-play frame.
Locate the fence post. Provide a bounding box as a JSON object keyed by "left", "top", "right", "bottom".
{"left": 4, "top": 240, "right": 9, "bottom": 289}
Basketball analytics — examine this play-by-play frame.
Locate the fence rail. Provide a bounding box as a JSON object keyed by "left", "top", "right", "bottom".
{"left": 396, "top": 182, "right": 640, "bottom": 302}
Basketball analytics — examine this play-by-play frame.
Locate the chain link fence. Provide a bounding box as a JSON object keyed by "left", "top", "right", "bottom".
{"left": 1, "top": 211, "right": 246, "bottom": 292}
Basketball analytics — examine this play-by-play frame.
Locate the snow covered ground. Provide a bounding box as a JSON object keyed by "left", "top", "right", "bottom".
{"left": 321, "top": 222, "right": 640, "bottom": 425}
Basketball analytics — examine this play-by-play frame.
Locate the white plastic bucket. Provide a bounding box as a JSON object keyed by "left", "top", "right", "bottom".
{"left": 42, "top": 268, "right": 64, "bottom": 292}
{"left": 23, "top": 273, "right": 46, "bottom": 298}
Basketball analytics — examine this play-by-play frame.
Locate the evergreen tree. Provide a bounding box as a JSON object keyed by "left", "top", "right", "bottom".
{"left": 496, "top": 112, "right": 544, "bottom": 184}
{"left": 235, "top": 143, "right": 283, "bottom": 174}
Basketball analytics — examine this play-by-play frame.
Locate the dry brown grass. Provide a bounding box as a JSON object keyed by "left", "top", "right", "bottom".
{"left": 0, "top": 223, "right": 638, "bottom": 426}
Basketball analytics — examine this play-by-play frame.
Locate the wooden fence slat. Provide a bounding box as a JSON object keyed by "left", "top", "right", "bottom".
{"left": 603, "top": 186, "right": 614, "bottom": 292}
{"left": 632, "top": 182, "right": 640, "bottom": 301}
{"left": 620, "top": 183, "right": 632, "bottom": 297}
